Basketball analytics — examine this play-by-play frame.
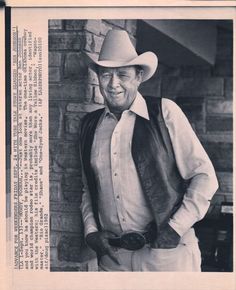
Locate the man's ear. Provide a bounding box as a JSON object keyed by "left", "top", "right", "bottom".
{"left": 137, "top": 69, "right": 144, "bottom": 84}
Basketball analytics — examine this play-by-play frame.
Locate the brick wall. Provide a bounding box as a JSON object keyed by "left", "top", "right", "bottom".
{"left": 140, "top": 25, "right": 233, "bottom": 219}
{"left": 49, "top": 19, "right": 137, "bottom": 271}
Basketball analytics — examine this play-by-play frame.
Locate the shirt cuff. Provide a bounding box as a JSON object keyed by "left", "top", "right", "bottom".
{"left": 168, "top": 219, "right": 188, "bottom": 237}
{"left": 84, "top": 224, "right": 99, "bottom": 237}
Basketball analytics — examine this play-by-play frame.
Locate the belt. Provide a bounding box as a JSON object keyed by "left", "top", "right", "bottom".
{"left": 108, "top": 223, "right": 157, "bottom": 251}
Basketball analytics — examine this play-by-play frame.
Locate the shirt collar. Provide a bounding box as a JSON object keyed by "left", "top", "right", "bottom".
{"left": 129, "top": 92, "right": 150, "bottom": 120}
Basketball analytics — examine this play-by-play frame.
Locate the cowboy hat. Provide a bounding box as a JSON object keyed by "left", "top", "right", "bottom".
{"left": 86, "top": 29, "right": 158, "bottom": 82}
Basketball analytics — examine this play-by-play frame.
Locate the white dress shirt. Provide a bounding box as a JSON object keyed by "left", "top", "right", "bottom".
{"left": 81, "top": 93, "right": 218, "bottom": 237}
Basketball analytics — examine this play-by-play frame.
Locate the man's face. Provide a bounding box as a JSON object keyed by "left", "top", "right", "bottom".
{"left": 98, "top": 66, "right": 143, "bottom": 113}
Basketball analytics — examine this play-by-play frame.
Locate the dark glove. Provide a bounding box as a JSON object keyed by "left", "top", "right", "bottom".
{"left": 86, "top": 231, "right": 120, "bottom": 264}
{"left": 151, "top": 224, "right": 180, "bottom": 249}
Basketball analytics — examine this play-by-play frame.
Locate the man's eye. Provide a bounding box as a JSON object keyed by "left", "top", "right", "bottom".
{"left": 101, "top": 73, "right": 111, "bottom": 78}
{"left": 118, "top": 74, "right": 129, "bottom": 79}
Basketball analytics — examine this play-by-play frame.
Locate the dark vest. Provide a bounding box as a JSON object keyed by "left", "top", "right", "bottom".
{"left": 80, "top": 97, "right": 187, "bottom": 234}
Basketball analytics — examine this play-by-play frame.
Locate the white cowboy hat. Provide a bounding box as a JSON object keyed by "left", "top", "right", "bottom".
{"left": 86, "top": 29, "right": 158, "bottom": 82}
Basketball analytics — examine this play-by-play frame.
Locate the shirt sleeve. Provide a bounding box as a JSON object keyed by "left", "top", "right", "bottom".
{"left": 79, "top": 137, "right": 98, "bottom": 237}
{"left": 80, "top": 170, "right": 99, "bottom": 237}
{"left": 162, "top": 98, "right": 219, "bottom": 237}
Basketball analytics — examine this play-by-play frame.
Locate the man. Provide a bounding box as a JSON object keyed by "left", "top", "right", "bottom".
{"left": 80, "top": 29, "right": 218, "bottom": 271}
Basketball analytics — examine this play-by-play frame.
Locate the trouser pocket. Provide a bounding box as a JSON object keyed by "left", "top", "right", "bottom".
{"left": 139, "top": 242, "right": 200, "bottom": 272}
{"left": 138, "top": 229, "right": 202, "bottom": 272}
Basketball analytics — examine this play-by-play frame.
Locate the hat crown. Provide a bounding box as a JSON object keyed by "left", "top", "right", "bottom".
{"left": 99, "top": 29, "right": 138, "bottom": 62}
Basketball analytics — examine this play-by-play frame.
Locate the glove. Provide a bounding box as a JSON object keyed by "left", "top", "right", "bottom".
{"left": 86, "top": 231, "right": 120, "bottom": 264}
{"left": 151, "top": 223, "right": 181, "bottom": 249}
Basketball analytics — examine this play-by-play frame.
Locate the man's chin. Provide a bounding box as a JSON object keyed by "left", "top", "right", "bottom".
{"left": 108, "top": 103, "right": 126, "bottom": 113}
{"left": 108, "top": 98, "right": 125, "bottom": 108}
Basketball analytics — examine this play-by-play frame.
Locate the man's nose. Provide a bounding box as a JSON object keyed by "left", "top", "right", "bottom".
{"left": 108, "top": 74, "right": 119, "bottom": 88}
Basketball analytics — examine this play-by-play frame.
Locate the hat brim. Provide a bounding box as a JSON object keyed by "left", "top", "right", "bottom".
{"left": 85, "top": 51, "right": 158, "bottom": 82}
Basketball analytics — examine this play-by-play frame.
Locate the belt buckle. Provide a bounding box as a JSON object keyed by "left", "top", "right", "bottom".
{"left": 120, "top": 232, "right": 146, "bottom": 250}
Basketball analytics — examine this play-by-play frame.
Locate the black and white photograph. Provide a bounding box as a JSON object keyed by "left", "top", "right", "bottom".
{"left": 1, "top": 3, "right": 235, "bottom": 290}
{"left": 48, "top": 19, "right": 233, "bottom": 272}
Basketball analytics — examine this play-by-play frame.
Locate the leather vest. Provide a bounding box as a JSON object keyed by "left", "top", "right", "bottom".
{"left": 80, "top": 97, "right": 187, "bottom": 234}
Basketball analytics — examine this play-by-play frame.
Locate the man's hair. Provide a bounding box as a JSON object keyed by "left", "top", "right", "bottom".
{"left": 135, "top": 65, "right": 144, "bottom": 76}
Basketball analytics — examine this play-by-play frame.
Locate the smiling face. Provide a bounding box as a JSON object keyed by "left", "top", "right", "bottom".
{"left": 98, "top": 66, "right": 143, "bottom": 114}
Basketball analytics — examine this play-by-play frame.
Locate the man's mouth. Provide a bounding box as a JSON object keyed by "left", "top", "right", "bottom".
{"left": 109, "top": 91, "right": 123, "bottom": 97}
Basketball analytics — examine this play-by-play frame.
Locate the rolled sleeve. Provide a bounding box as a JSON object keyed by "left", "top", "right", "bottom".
{"left": 162, "top": 98, "right": 219, "bottom": 236}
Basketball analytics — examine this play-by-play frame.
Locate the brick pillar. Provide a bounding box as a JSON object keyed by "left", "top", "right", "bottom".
{"left": 49, "top": 19, "right": 137, "bottom": 271}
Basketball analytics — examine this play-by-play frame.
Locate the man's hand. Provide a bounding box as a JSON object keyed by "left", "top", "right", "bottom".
{"left": 151, "top": 224, "right": 180, "bottom": 249}
{"left": 86, "top": 231, "right": 120, "bottom": 264}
